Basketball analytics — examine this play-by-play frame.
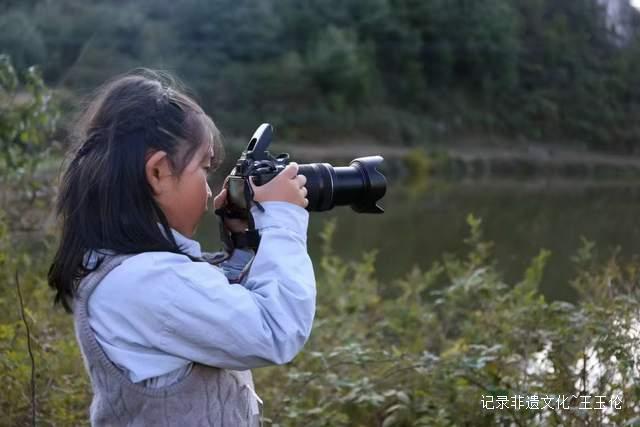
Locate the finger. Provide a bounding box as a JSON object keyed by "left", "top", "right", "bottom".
{"left": 281, "top": 162, "right": 299, "bottom": 179}
{"left": 301, "top": 186, "right": 308, "bottom": 197}
{"left": 303, "top": 198, "right": 309, "bottom": 208}
{"left": 222, "top": 175, "right": 230, "bottom": 187}
{"left": 214, "top": 188, "right": 227, "bottom": 201}
{"left": 213, "top": 188, "right": 227, "bottom": 210}
{"left": 296, "top": 174, "right": 307, "bottom": 188}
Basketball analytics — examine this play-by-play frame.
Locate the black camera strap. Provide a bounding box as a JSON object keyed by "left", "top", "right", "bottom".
{"left": 215, "top": 208, "right": 262, "bottom": 252}
{"left": 215, "top": 175, "right": 263, "bottom": 252}
{"left": 244, "top": 173, "right": 265, "bottom": 213}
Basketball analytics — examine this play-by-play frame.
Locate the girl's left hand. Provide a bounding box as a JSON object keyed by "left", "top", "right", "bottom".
{"left": 213, "top": 188, "right": 248, "bottom": 233}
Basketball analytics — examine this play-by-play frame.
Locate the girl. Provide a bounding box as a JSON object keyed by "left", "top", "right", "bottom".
{"left": 48, "top": 70, "right": 315, "bottom": 426}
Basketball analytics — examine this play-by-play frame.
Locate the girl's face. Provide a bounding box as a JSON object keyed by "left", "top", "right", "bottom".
{"left": 147, "top": 142, "right": 214, "bottom": 238}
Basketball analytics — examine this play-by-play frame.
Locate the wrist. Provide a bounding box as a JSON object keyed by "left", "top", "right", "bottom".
{"left": 250, "top": 201, "right": 309, "bottom": 237}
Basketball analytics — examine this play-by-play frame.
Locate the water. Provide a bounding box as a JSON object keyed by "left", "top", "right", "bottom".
{"left": 196, "top": 175, "right": 640, "bottom": 303}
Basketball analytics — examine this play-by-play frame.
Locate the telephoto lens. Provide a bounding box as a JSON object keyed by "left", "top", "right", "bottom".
{"left": 226, "top": 123, "right": 387, "bottom": 215}
{"left": 298, "top": 157, "right": 386, "bottom": 213}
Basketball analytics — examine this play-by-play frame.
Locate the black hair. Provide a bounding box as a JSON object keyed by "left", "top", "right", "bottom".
{"left": 48, "top": 69, "right": 224, "bottom": 312}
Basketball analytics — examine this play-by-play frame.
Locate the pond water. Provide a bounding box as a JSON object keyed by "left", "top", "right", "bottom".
{"left": 196, "top": 173, "right": 640, "bottom": 303}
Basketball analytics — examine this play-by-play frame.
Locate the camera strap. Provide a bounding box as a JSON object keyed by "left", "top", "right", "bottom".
{"left": 214, "top": 175, "right": 263, "bottom": 252}
{"left": 215, "top": 208, "right": 261, "bottom": 252}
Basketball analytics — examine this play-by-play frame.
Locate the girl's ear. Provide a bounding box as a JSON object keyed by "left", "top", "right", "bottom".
{"left": 145, "top": 150, "right": 172, "bottom": 195}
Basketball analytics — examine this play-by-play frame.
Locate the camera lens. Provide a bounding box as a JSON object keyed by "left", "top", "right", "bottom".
{"left": 298, "top": 156, "right": 387, "bottom": 213}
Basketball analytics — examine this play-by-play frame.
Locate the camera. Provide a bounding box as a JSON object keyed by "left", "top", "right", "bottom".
{"left": 224, "top": 123, "right": 387, "bottom": 219}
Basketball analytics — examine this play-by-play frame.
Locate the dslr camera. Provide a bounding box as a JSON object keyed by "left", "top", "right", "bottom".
{"left": 217, "top": 123, "right": 387, "bottom": 250}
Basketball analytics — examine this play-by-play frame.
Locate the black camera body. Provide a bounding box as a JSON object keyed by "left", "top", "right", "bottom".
{"left": 224, "top": 124, "right": 287, "bottom": 217}
{"left": 223, "top": 123, "right": 387, "bottom": 220}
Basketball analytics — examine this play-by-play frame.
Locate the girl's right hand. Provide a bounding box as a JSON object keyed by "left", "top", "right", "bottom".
{"left": 251, "top": 162, "right": 309, "bottom": 208}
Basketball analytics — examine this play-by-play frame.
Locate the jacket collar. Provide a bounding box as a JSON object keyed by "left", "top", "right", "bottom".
{"left": 83, "top": 225, "right": 203, "bottom": 268}
{"left": 168, "top": 227, "right": 202, "bottom": 258}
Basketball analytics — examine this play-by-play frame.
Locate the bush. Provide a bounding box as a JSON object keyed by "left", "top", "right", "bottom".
{"left": 1, "top": 211, "right": 640, "bottom": 425}
{"left": 253, "top": 216, "right": 640, "bottom": 426}
{"left": 0, "top": 55, "right": 60, "bottom": 231}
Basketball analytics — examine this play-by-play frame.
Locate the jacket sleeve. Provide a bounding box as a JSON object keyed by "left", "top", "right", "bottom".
{"left": 201, "top": 249, "right": 255, "bottom": 284}
{"left": 154, "top": 201, "right": 316, "bottom": 370}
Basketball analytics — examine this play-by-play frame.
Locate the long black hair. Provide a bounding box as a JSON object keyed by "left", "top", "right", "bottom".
{"left": 48, "top": 69, "right": 224, "bottom": 313}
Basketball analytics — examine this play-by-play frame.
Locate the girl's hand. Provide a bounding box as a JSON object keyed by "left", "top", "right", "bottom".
{"left": 251, "top": 163, "right": 308, "bottom": 208}
{"left": 213, "top": 188, "right": 248, "bottom": 233}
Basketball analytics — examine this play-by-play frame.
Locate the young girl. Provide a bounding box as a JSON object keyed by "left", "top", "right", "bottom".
{"left": 48, "top": 70, "right": 315, "bottom": 426}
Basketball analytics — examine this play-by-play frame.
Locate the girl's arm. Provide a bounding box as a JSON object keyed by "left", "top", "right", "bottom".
{"left": 154, "top": 201, "right": 315, "bottom": 369}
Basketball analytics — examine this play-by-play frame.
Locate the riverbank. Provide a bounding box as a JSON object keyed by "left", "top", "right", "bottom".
{"left": 223, "top": 136, "right": 640, "bottom": 180}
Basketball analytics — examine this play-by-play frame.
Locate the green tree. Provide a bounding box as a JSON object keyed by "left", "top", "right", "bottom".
{"left": 0, "top": 11, "right": 46, "bottom": 73}
{"left": 306, "top": 26, "right": 375, "bottom": 111}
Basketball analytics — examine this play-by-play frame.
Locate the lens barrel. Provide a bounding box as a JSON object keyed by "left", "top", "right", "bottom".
{"left": 298, "top": 156, "right": 386, "bottom": 213}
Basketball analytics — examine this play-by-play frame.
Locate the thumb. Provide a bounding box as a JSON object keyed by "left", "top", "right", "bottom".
{"left": 280, "top": 162, "right": 299, "bottom": 180}
{"left": 213, "top": 188, "right": 227, "bottom": 210}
